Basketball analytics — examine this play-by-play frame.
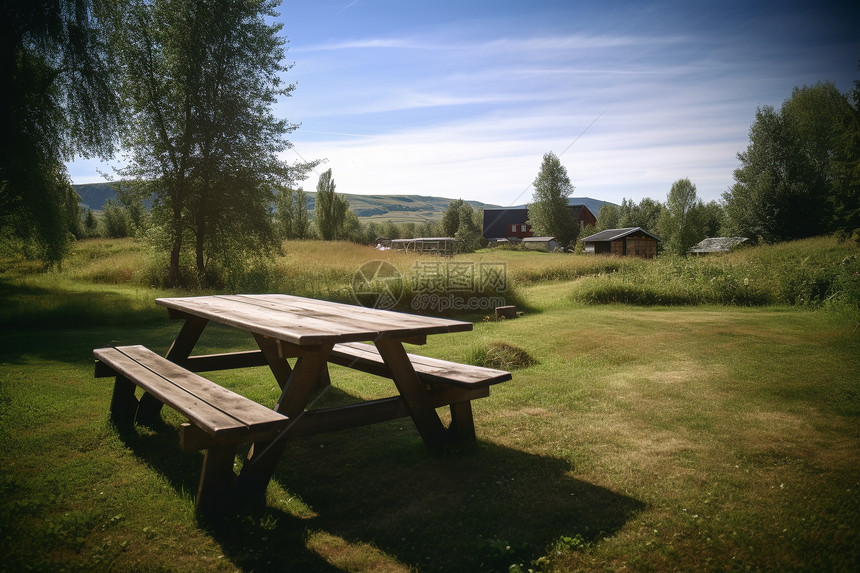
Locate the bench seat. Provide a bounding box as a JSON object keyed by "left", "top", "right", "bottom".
{"left": 94, "top": 345, "right": 289, "bottom": 517}
{"left": 329, "top": 342, "right": 512, "bottom": 388}
{"left": 316, "top": 342, "right": 511, "bottom": 443}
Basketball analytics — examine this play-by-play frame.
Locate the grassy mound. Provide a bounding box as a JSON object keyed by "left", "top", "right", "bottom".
{"left": 468, "top": 341, "right": 537, "bottom": 370}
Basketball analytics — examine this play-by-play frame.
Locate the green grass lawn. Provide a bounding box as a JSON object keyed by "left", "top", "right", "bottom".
{"left": 1, "top": 238, "right": 858, "bottom": 572}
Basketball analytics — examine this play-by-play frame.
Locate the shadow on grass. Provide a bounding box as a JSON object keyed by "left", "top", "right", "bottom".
{"left": 0, "top": 277, "right": 165, "bottom": 330}
{"left": 0, "top": 317, "right": 258, "bottom": 367}
{"left": 117, "top": 386, "right": 644, "bottom": 573}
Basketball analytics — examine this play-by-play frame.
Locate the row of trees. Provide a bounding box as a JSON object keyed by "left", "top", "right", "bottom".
{"left": 529, "top": 78, "right": 859, "bottom": 254}
{"left": 98, "top": 165, "right": 472, "bottom": 248}
{"left": 2, "top": 0, "right": 855, "bottom": 271}
{"left": 592, "top": 180, "right": 723, "bottom": 255}
{"left": 524, "top": 155, "right": 723, "bottom": 256}
{"left": 723, "top": 81, "right": 859, "bottom": 243}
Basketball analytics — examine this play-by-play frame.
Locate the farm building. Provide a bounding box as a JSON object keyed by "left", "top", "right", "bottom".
{"left": 390, "top": 237, "right": 457, "bottom": 255}
{"left": 482, "top": 204, "right": 596, "bottom": 241}
{"left": 689, "top": 237, "right": 749, "bottom": 255}
{"left": 581, "top": 227, "right": 660, "bottom": 258}
{"left": 522, "top": 237, "right": 560, "bottom": 252}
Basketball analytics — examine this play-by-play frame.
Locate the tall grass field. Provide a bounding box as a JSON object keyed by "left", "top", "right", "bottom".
{"left": 1, "top": 236, "right": 858, "bottom": 572}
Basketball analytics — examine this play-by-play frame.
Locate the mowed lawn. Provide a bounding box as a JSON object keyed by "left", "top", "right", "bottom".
{"left": 1, "top": 253, "right": 859, "bottom": 571}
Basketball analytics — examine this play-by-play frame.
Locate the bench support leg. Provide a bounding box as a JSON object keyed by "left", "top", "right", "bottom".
{"left": 449, "top": 400, "right": 477, "bottom": 443}
{"left": 110, "top": 375, "right": 139, "bottom": 428}
{"left": 196, "top": 445, "right": 237, "bottom": 519}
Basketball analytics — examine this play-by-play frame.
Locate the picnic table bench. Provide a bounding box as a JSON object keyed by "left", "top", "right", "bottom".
{"left": 93, "top": 345, "right": 289, "bottom": 517}
{"left": 93, "top": 294, "right": 512, "bottom": 517}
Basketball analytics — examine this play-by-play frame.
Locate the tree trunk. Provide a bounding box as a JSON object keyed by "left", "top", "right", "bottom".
{"left": 169, "top": 205, "right": 183, "bottom": 287}
{"left": 195, "top": 202, "right": 205, "bottom": 278}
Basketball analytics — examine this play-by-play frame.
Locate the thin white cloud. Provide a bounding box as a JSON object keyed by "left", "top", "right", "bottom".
{"left": 68, "top": 1, "right": 860, "bottom": 210}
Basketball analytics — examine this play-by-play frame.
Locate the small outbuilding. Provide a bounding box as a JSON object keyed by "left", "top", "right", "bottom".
{"left": 522, "top": 236, "right": 559, "bottom": 252}
{"left": 581, "top": 227, "right": 660, "bottom": 258}
{"left": 688, "top": 237, "right": 749, "bottom": 255}
{"left": 390, "top": 237, "right": 457, "bottom": 255}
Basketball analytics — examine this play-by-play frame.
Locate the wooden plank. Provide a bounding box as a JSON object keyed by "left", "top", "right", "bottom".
{"left": 155, "top": 294, "right": 472, "bottom": 346}
{"left": 94, "top": 346, "right": 288, "bottom": 443}
{"left": 287, "top": 397, "right": 409, "bottom": 437}
{"left": 330, "top": 342, "right": 512, "bottom": 388}
{"left": 284, "top": 384, "right": 488, "bottom": 438}
{"left": 178, "top": 350, "right": 268, "bottom": 372}
{"left": 158, "top": 296, "right": 378, "bottom": 345}
{"left": 232, "top": 294, "right": 471, "bottom": 336}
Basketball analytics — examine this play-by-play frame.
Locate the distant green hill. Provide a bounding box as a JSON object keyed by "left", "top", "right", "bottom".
{"left": 75, "top": 182, "right": 120, "bottom": 212}
{"left": 74, "top": 183, "right": 499, "bottom": 223}
{"left": 508, "top": 197, "right": 616, "bottom": 217}
{"left": 74, "top": 183, "right": 615, "bottom": 223}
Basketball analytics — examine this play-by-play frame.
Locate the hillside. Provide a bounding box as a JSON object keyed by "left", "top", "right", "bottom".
{"left": 74, "top": 183, "right": 614, "bottom": 222}
{"left": 74, "top": 183, "right": 500, "bottom": 223}
{"left": 75, "top": 182, "right": 120, "bottom": 212}
{"left": 508, "top": 197, "right": 616, "bottom": 217}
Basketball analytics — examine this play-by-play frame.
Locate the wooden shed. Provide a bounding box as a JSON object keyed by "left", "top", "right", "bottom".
{"left": 581, "top": 227, "right": 660, "bottom": 258}
{"left": 390, "top": 237, "right": 457, "bottom": 255}
{"left": 522, "top": 236, "right": 559, "bottom": 252}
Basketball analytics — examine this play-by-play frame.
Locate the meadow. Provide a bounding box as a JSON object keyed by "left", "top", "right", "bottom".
{"left": 1, "top": 237, "right": 858, "bottom": 572}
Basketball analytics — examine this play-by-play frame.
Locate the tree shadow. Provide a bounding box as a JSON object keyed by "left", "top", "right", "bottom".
{"left": 115, "top": 384, "right": 644, "bottom": 573}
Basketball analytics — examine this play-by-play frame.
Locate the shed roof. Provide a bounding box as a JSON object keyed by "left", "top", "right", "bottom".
{"left": 581, "top": 227, "right": 660, "bottom": 243}
{"left": 688, "top": 237, "right": 748, "bottom": 253}
{"left": 522, "top": 236, "right": 557, "bottom": 242}
{"left": 390, "top": 237, "right": 457, "bottom": 243}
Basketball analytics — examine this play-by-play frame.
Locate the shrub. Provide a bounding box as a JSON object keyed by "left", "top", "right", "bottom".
{"left": 570, "top": 236, "right": 859, "bottom": 308}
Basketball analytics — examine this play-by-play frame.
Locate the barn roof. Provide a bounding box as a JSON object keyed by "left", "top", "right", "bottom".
{"left": 581, "top": 227, "right": 660, "bottom": 243}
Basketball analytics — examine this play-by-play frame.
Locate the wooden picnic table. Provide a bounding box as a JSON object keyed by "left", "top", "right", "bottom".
{"left": 149, "top": 293, "right": 503, "bottom": 504}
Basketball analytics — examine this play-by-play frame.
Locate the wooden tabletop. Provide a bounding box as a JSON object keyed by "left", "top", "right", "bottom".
{"left": 156, "top": 294, "right": 472, "bottom": 346}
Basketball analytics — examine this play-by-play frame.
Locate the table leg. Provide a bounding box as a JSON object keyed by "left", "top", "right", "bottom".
{"left": 374, "top": 337, "right": 451, "bottom": 451}
{"left": 137, "top": 315, "right": 210, "bottom": 425}
{"left": 252, "top": 333, "right": 292, "bottom": 390}
{"left": 237, "top": 345, "right": 333, "bottom": 503}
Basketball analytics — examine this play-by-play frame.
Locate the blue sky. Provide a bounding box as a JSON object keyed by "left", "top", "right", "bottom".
{"left": 67, "top": 0, "right": 859, "bottom": 206}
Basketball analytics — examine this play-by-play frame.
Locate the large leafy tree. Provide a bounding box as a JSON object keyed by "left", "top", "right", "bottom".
{"left": 314, "top": 169, "right": 350, "bottom": 240}
{"left": 724, "top": 82, "right": 858, "bottom": 243}
{"left": 527, "top": 152, "right": 579, "bottom": 246}
{"left": 595, "top": 203, "right": 620, "bottom": 231}
{"left": 110, "top": 0, "right": 314, "bottom": 285}
{"left": 618, "top": 197, "right": 666, "bottom": 232}
{"left": 658, "top": 178, "right": 704, "bottom": 255}
{"left": 1, "top": 0, "right": 120, "bottom": 264}
{"left": 454, "top": 202, "right": 483, "bottom": 253}
{"left": 441, "top": 198, "right": 465, "bottom": 237}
